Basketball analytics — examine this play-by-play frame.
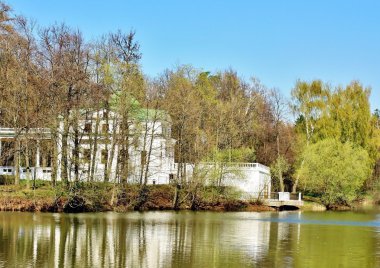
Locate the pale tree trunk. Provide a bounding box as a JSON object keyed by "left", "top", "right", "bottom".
{"left": 279, "top": 170, "right": 284, "bottom": 192}
{"left": 106, "top": 116, "right": 118, "bottom": 182}
{"left": 292, "top": 160, "right": 304, "bottom": 193}
{"left": 90, "top": 112, "right": 100, "bottom": 181}
{"left": 144, "top": 129, "right": 155, "bottom": 185}
{"left": 172, "top": 183, "right": 180, "bottom": 210}
{"left": 108, "top": 117, "right": 119, "bottom": 206}
{"left": 61, "top": 118, "right": 69, "bottom": 186}
{"left": 73, "top": 113, "right": 80, "bottom": 183}
{"left": 51, "top": 131, "right": 58, "bottom": 187}
{"left": 120, "top": 118, "right": 130, "bottom": 185}
{"left": 25, "top": 140, "right": 30, "bottom": 189}
{"left": 139, "top": 117, "right": 149, "bottom": 185}
{"left": 14, "top": 138, "right": 20, "bottom": 185}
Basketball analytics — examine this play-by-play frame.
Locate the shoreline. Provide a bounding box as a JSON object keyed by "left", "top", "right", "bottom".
{"left": 0, "top": 196, "right": 277, "bottom": 213}
{"left": 0, "top": 183, "right": 278, "bottom": 213}
{"left": 3, "top": 182, "right": 365, "bottom": 213}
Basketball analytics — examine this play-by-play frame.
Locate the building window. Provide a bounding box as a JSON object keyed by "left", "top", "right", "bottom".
{"left": 103, "top": 110, "right": 108, "bottom": 119}
{"left": 84, "top": 123, "right": 92, "bottom": 133}
{"left": 44, "top": 154, "right": 52, "bottom": 168}
{"left": 162, "top": 126, "right": 170, "bottom": 138}
{"left": 101, "top": 150, "right": 108, "bottom": 165}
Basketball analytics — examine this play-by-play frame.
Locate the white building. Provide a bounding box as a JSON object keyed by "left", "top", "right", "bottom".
{"left": 0, "top": 109, "right": 177, "bottom": 185}
{"left": 0, "top": 109, "right": 271, "bottom": 198}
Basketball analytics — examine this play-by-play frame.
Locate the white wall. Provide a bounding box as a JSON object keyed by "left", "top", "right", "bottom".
{"left": 172, "top": 163, "right": 271, "bottom": 199}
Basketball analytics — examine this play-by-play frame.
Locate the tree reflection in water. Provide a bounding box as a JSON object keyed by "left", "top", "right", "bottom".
{"left": 0, "top": 211, "right": 379, "bottom": 267}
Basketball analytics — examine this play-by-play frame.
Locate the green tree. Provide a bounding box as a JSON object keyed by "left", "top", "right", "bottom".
{"left": 328, "top": 82, "right": 375, "bottom": 157}
{"left": 291, "top": 80, "right": 329, "bottom": 144}
{"left": 291, "top": 80, "right": 378, "bottom": 192}
{"left": 290, "top": 80, "right": 329, "bottom": 192}
{"left": 298, "top": 139, "right": 372, "bottom": 207}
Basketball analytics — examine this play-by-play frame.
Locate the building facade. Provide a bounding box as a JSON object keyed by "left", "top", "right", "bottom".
{"left": 0, "top": 109, "right": 177, "bottom": 184}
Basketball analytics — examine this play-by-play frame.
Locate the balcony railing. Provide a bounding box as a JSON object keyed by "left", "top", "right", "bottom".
{"left": 0, "top": 128, "right": 51, "bottom": 137}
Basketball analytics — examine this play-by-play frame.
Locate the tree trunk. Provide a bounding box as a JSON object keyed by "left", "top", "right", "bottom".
{"left": 120, "top": 117, "right": 129, "bottom": 185}
{"left": 172, "top": 183, "right": 180, "bottom": 210}
{"left": 143, "top": 111, "right": 157, "bottom": 185}
{"left": 61, "top": 118, "right": 69, "bottom": 187}
{"left": 25, "top": 140, "right": 30, "bottom": 189}
{"left": 105, "top": 115, "right": 116, "bottom": 182}
{"left": 279, "top": 170, "right": 284, "bottom": 192}
{"left": 292, "top": 160, "right": 304, "bottom": 193}
{"left": 73, "top": 118, "right": 80, "bottom": 182}
{"left": 51, "top": 134, "right": 58, "bottom": 187}
{"left": 14, "top": 138, "right": 20, "bottom": 185}
{"left": 90, "top": 112, "right": 100, "bottom": 181}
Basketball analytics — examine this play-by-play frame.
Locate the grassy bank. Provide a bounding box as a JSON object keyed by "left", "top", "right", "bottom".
{"left": 0, "top": 180, "right": 274, "bottom": 213}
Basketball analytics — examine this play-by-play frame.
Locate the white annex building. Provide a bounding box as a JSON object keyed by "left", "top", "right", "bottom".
{"left": 0, "top": 109, "right": 271, "bottom": 198}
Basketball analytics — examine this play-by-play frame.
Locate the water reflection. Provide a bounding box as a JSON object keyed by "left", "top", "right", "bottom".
{"left": 0, "top": 211, "right": 380, "bottom": 267}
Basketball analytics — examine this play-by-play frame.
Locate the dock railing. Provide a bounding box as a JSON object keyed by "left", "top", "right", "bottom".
{"left": 269, "top": 192, "right": 302, "bottom": 201}
{"left": 265, "top": 192, "right": 304, "bottom": 208}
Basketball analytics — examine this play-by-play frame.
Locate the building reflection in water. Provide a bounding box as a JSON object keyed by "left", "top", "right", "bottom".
{"left": 0, "top": 211, "right": 379, "bottom": 267}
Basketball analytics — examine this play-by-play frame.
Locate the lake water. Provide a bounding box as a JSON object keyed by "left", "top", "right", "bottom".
{"left": 0, "top": 210, "right": 380, "bottom": 267}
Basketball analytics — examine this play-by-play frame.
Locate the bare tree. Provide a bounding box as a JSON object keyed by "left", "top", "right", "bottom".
{"left": 39, "top": 23, "right": 92, "bottom": 185}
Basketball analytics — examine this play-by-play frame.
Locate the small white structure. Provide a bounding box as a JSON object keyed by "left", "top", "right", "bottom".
{"left": 176, "top": 162, "right": 271, "bottom": 199}
{"left": 222, "top": 163, "right": 271, "bottom": 199}
{"left": 0, "top": 109, "right": 272, "bottom": 199}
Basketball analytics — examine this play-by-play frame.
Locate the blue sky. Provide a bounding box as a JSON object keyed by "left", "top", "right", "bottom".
{"left": 7, "top": 0, "right": 380, "bottom": 111}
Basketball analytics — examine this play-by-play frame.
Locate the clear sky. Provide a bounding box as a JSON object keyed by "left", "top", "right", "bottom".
{"left": 7, "top": 0, "right": 380, "bottom": 111}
